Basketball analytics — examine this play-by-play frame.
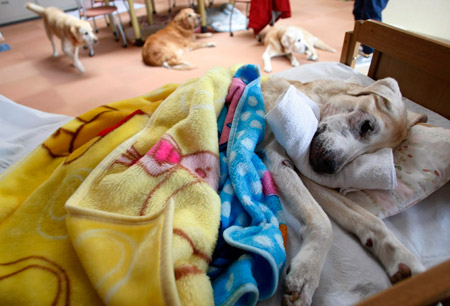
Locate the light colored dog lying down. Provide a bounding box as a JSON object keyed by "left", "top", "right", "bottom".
{"left": 26, "top": 2, "right": 98, "bottom": 73}
{"left": 259, "top": 76, "right": 427, "bottom": 305}
{"left": 262, "top": 25, "right": 336, "bottom": 73}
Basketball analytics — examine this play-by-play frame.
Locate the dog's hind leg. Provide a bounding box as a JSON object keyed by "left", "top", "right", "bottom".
{"left": 43, "top": 19, "right": 58, "bottom": 57}
{"left": 301, "top": 176, "right": 426, "bottom": 284}
{"left": 262, "top": 140, "right": 333, "bottom": 306}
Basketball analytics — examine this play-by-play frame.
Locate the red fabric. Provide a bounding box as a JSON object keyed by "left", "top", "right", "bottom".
{"left": 248, "top": 0, "right": 291, "bottom": 35}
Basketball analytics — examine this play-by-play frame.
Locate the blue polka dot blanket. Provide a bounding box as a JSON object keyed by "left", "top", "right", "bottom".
{"left": 208, "top": 64, "right": 287, "bottom": 306}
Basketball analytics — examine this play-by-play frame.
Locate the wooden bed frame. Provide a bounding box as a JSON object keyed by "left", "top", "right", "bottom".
{"left": 340, "top": 20, "right": 450, "bottom": 119}
{"left": 340, "top": 20, "right": 450, "bottom": 306}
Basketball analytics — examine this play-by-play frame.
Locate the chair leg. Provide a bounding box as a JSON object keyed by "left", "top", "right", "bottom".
{"left": 112, "top": 13, "right": 127, "bottom": 47}
{"left": 229, "top": 3, "right": 236, "bottom": 36}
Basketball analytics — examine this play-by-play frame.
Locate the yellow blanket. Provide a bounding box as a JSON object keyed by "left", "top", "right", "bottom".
{"left": 0, "top": 66, "right": 234, "bottom": 305}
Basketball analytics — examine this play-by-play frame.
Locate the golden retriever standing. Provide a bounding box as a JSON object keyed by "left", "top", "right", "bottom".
{"left": 26, "top": 2, "right": 98, "bottom": 73}
{"left": 262, "top": 25, "right": 336, "bottom": 73}
{"left": 142, "top": 8, "right": 216, "bottom": 70}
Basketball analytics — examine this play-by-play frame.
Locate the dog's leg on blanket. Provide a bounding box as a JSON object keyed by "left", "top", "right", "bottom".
{"left": 301, "top": 176, "right": 426, "bottom": 284}
{"left": 262, "top": 140, "right": 333, "bottom": 306}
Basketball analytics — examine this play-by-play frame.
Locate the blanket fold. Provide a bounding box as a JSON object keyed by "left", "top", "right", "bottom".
{"left": 209, "top": 65, "right": 287, "bottom": 306}
{"left": 0, "top": 67, "right": 235, "bottom": 306}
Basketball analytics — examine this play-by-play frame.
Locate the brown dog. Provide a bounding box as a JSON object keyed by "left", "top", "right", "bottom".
{"left": 262, "top": 25, "right": 336, "bottom": 73}
{"left": 142, "top": 8, "right": 216, "bottom": 70}
{"left": 26, "top": 2, "right": 98, "bottom": 73}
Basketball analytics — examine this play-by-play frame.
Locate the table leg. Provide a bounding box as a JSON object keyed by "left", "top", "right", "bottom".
{"left": 197, "top": 0, "right": 207, "bottom": 33}
{"left": 144, "top": 0, "right": 154, "bottom": 25}
{"left": 127, "top": 0, "right": 144, "bottom": 46}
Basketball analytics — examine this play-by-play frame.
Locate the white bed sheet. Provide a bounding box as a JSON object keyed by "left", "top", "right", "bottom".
{"left": 0, "top": 63, "right": 449, "bottom": 306}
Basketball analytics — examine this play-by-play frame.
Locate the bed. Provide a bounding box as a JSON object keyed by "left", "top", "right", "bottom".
{"left": 0, "top": 20, "right": 449, "bottom": 306}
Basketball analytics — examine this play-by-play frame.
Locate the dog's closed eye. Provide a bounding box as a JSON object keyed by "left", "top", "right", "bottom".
{"left": 359, "top": 120, "right": 374, "bottom": 137}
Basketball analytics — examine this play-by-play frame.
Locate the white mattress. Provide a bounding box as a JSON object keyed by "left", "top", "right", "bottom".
{"left": 1, "top": 63, "right": 449, "bottom": 306}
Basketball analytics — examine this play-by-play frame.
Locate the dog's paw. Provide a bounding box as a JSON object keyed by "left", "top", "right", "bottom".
{"left": 74, "top": 62, "right": 85, "bottom": 73}
{"left": 306, "top": 54, "right": 318, "bottom": 61}
{"left": 53, "top": 51, "right": 59, "bottom": 57}
{"left": 282, "top": 264, "right": 320, "bottom": 306}
{"left": 264, "top": 65, "right": 272, "bottom": 73}
{"left": 379, "top": 238, "right": 426, "bottom": 284}
{"left": 207, "top": 42, "right": 216, "bottom": 47}
{"left": 291, "top": 60, "right": 299, "bottom": 67}
{"left": 387, "top": 257, "right": 425, "bottom": 284}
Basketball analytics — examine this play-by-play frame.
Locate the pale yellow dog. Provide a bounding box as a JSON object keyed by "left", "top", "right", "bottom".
{"left": 260, "top": 76, "right": 426, "bottom": 305}
{"left": 26, "top": 2, "right": 98, "bottom": 72}
{"left": 262, "top": 25, "right": 336, "bottom": 73}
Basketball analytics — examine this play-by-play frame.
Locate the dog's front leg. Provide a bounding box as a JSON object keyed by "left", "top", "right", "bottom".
{"left": 301, "top": 176, "right": 426, "bottom": 284}
{"left": 262, "top": 46, "right": 276, "bottom": 73}
{"left": 287, "top": 53, "right": 299, "bottom": 67}
{"left": 72, "top": 46, "right": 85, "bottom": 73}
{"left": 304, "top": 42, "right": 318, "bottom": 61}
{"left": 190, "top": 41, "right": 216, "bottom": 50}
{"left": 262, "top": 140, "right": 333, "bottom": 306}
{"left": 62, "top": 40, "right": 84, "bottom": 73}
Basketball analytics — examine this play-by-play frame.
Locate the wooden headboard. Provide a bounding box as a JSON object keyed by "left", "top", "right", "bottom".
{"left": 339, "top": 20, "right": 450, "bottom": 306}
{"left": 340, "top": 20, "right": 450, "bottom": 119}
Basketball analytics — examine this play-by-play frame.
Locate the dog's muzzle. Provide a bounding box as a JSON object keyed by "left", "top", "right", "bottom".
{"left": 309, "top": 126, "right": 340, "bottom": 174}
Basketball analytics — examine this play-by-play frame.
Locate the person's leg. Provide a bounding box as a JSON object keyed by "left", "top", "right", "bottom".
{"left": 360, "top": 0, "right": 390, "bottom": 55}
{"left": 353, "top": 0, "right": 364, "bottom": 21}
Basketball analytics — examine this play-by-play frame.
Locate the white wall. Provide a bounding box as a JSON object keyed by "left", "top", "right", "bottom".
{"left": 382, "top": 0, "right": 450, "bottom": 40}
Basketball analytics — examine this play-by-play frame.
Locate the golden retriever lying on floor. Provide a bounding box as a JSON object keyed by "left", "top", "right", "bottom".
{"left": 262, "top": 25, "right": 336, "bottom": 73}
{"left": 260, "top": 76, "right": 426, "bottom": 305}
{"left": 26, "top": 2, "right": 98, "bottom": 73}
{"left": 142, "top": 8, "right": 216, "bottom": 70}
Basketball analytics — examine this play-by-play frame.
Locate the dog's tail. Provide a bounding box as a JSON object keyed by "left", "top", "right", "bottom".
{"left": 25, "top": 2, "right": 45, "bottom": 16}
{"left": 313, "top": 37, "right": 336, "bottom": 53}
{"left": 162, "top": 61, "right": 197, "bottom": 70}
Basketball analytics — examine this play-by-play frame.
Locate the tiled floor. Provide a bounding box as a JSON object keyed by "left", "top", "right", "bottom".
{"left": 0, "top": 0, "right": 354, "bottom": 116}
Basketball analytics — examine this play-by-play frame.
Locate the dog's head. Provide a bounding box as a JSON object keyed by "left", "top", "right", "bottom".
{"left": 173, "top": 8, "right": 199, "bottom": 31}
{"left": 308, "top": 78, "right": 426, "bottom": 174}
{"left": 70, "top": 22, "right": 98, "bottom": 46}
{"left": 280, "top": 27, "right": 307, "bottom": 54}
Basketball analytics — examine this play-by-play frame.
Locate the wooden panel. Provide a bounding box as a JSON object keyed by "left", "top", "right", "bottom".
{"left": 357, "top": 20, "right": 450, "bottom": 81}
{"left": 370, "top": 53, "right": 450, "bottom": 119}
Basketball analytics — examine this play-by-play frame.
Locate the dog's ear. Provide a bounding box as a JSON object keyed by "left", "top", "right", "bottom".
{"left": 69, "top": 25, "right": 80, "bottom": 43}
{"left": 407, "top": 110, "right": 428, "bottom": 128}
{"left": 348, "top": 77, "right": 403, "bottom": 113}
{"left": 281, "top": 32, "right": 295, "bottom": 49}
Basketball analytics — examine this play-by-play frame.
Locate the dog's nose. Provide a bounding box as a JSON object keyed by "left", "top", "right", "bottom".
{"left": 94, "top": 39, "right": 98, "bottom": 44}
{"left": 309, "top": 155, "right": 338, "bottom": 174}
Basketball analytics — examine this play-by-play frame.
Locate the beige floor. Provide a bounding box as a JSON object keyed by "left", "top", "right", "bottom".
{"left": 0, "top": 0, "right": 354, "bottom": 116}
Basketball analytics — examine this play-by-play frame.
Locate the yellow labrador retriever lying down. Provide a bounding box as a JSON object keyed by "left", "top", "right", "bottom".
{"left": 259, "top": 76, "right": 426, "bottom": 305}
{"left": 262, "top": 25, "right": 336, "bottom": 73}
